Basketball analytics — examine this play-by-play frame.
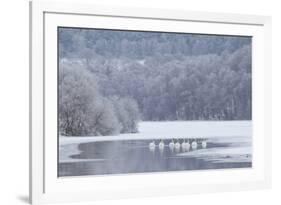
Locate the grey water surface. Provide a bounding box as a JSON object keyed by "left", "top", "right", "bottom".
{"left": 59, "top": 138, "right": 251, "bottom": 177}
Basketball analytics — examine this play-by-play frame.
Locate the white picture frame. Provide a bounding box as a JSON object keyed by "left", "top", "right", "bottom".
{"left": 29, "top": 1, "right": 272, "bottom": 204}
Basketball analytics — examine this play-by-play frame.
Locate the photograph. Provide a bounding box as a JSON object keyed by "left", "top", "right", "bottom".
{"left": 58, "top": 27, "right": 252, "bottom": 177}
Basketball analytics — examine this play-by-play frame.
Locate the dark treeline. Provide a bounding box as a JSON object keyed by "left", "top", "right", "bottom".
{"left": 59, "top": 28, "right": 251, "bottom": 135}
{"left": 59, "top": 28, "right": 250, "bottom": 59}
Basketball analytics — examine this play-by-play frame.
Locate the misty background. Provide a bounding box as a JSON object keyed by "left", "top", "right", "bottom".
{"left": 58, "top": 28, "right": 252, "bottom": 136}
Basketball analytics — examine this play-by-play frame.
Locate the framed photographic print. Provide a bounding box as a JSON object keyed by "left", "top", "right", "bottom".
{"left": 29, "top": 1, "right": 271, "bottom": 204}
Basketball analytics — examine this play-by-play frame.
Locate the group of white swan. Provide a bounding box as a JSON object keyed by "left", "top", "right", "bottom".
{"left": 149, "top": 139, "right": 207, "bottom": 152}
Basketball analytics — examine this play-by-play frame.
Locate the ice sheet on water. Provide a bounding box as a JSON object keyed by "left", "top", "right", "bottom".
{"left": 59, "top": 144, "right": 105, "bottom": 163}
{"left": 175, "top": 146, "right": 252, "bottom": 163}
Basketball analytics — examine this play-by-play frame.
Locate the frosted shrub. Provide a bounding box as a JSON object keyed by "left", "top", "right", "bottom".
{"left": 59, "top": 60, "right": 120, "bottom": 136}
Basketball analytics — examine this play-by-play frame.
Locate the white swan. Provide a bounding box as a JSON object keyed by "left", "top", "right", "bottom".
{"left": 181, "top": 139, "right": 187, "bottom": 152}
{"left": 149, "top": 140, "right": 156, "bottom": 151}
{"left": 201, "top": 140, "right": 207, "bottom": 149}
{"left": 191, "top": 140, "right": 198, "bottom": 150}
{"left": 169, "top": 139, "right": 175, "bottom": 150}
{"left": 159, "top": 140, "right": 165, "bottom": 150}
{"left": 175, "top": 140, "right": 181, "bottom": 152}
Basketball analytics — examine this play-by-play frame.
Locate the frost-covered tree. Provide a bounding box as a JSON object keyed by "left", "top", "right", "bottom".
{"left": 111, "top": 97, "right": 140, "bottom": 133}
{"left": 59, "top": 28, "right": 252, "bottom": 122}
{"left": 59, "top": 60, "right": 120, "bottom": 136}
{"left": 92, "top": 97, "right": 121, "bottom": 136}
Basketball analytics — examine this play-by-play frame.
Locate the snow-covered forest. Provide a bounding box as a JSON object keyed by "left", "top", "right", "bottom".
{"left": 58, "top": 28, "right": 252, "bottom": 136}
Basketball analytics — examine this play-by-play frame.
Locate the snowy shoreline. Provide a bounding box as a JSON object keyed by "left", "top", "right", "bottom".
{"left": 59, "top": 121, "right": 251, "bottom": 163}
{"left": 59, "top": 121, "right": 252, "bottom": 145}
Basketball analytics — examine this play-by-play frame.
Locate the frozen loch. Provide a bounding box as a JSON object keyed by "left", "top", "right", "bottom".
{"left": 59, "top": 121, "right": 252, "bottom": 177}
{"left": 58, "top": 28, "right": 252, "bottom": 177}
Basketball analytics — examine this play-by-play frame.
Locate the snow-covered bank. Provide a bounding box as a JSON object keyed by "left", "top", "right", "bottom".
{"left": 59, "top": 121, "right": 251, "bottom": 163}
{"left": 138, "top": 121, "right": 251, "bottom": 138}
{"left": 60, "top": 121, "right": 251, "bottom": 145}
